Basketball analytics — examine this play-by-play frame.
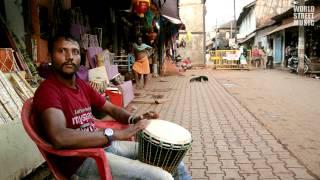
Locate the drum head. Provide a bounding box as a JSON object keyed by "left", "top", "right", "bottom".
{"left": 143, "top": 119, "right": 192, "bottom": 145}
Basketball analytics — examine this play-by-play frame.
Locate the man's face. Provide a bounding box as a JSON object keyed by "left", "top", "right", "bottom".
{"left": 51, "top": 37, "right": 80, "bottom": 78}
{"left": 137, "top": 37, "right": 143, "bottom": 45}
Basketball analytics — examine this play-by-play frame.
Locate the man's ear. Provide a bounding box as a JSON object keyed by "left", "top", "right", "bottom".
{"left": 48, "top": 55, "right": 52, "bottom": 65}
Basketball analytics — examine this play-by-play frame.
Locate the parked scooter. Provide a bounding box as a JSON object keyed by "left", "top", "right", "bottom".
{"left": 174, "top": 55, "right": 192, "bottom": 71}
{"left": 287, "top": 55, "right": 310, "bottom": 73}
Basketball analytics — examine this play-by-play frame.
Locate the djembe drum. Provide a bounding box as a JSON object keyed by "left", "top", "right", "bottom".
{"left": 137, "top": 120, "right": 192, "bottom": 174}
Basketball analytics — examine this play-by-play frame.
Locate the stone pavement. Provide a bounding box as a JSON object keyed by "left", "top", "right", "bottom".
{"left": 132, "top": 69, "right": 317, "bottom": 180}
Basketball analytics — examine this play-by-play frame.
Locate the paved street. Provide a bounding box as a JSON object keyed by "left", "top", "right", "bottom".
{"left": 132, "top": 69, "right": 318, "bottom": 180}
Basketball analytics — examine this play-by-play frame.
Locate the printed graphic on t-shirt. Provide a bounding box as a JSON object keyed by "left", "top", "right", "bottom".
{"left": 72, "top": 106, "right": 96, "bottom": 132}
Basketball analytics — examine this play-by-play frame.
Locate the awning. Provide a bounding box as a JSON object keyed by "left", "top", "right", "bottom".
{"left": 266, "top": 21, "right": 297, "bottom": 35}
{"left": 162, "top": 15, "right": 183, "bottom": 24}
{"left": 267, "top": 13, "right": 320, "bottom": 35}
{"left": 160, "top": 0, "right": 179, "bottom": 19}
{"left": 237, "top": 32, "right": 256, "bottom": 44}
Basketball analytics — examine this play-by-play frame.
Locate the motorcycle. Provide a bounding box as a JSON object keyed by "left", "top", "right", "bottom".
{"left": 287, "top": 55, "right": 310, "bottom": 74}
{"left": 174, "top": 55, "right": 192, "bottom": 71}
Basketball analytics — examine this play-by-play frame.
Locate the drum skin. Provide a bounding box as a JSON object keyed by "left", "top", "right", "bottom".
{"left": 137, "top": 120, "right": 192, "bottom": 174}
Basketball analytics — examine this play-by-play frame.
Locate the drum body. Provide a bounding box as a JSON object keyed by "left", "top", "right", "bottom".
{"left": 138, "top": 120, "right": 192, "bottom": 174}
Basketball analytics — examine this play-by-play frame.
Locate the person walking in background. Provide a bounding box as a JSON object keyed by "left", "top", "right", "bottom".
{"left": 132, "top": 36, "right": 152, "bottom": 89}
{"left": 259, "top": 46, "right": 266, "bottom": 69}
{"left": 266, "top": 46, "right": 273, "bottom": 69}
{"left": 252, "top": 46, "right": 260, "bottom": 68}
{"left": 285, "top": 43, "right": 292, "bottom": 67}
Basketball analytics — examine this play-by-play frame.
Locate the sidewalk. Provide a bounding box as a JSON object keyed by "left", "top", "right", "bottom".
{"left": 132, "top": 69, "right": 316, "bottom": 180}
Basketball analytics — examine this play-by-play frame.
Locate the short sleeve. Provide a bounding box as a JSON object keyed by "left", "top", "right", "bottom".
{"left": 33, "top": 80, "right": 63, "bottom": 114}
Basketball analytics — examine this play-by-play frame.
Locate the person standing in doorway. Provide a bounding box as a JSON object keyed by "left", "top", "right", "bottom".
{"left": 266, "top": 46, "right": 273, "bottom": 69}
{"left": 285, "top": 42, "right": 294, "bottom": 67}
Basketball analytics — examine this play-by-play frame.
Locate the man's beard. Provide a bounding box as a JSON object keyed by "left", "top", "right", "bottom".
{"left": 53, "top": 63, "right": 79, "bottom": 80}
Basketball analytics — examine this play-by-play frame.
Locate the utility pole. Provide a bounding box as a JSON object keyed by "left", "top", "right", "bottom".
{"left": 230, "top": 0, "right": 236, "bottom": 45}
{"left": 233, "top": 0, "right": 237, "bottom": 47}
{"left": 297, "top": 0, "right": 305, "bottom": 74}
{"left": 234, "top": 0, "right": 236, "bottom": 40}
{"left": 215, "top": 19, "right": 218, "bottom": 51}
{"left": 230, "top": 21, "right": 233, "bottom": 39}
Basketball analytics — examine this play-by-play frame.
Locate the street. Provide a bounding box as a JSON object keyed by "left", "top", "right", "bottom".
{"left": 133, "top": 68, "right": 319, "bottom": 179}
{"left": 213, "top": 69, "right": 320, "bottom": 179}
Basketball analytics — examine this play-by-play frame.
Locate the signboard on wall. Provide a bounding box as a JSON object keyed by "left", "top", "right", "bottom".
{"left": 229, "top": 38, "right": 236, "bottom": 47}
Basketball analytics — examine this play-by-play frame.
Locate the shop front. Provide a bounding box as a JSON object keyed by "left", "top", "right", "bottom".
{"left": 0, "top": 0, "right": 183, "bottom": 178}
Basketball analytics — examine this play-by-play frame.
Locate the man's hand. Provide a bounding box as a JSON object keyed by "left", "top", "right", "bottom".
{"left": 141, "top": 111, "right": 159, "bottom": 120}
{"left": 114, "top": 120, "right": 149, "bottom": 140}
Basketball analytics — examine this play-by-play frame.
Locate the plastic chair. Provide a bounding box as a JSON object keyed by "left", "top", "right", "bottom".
{"left": 21, "top": 98, "right": 129, "bottom": 180}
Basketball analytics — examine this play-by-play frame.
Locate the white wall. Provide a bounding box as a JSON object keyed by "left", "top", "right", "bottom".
{"left": 181, "top": 0, "right": 203, "bottom": 4}
{"left": 4, "top": 0, "right": 26, "bottom": 45}
{"left": 254, "top": 25, "right": 277, "bottom": 49}
{"left": 179, "top": 0, "right": 205, "bottom": 65}
{"left": 238, "top": 8, "right": 256, "bottom": 38}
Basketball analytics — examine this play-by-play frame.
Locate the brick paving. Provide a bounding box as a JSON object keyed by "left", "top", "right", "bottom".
{"left": 132, "top": 69, "right": 317, "bottom": 180}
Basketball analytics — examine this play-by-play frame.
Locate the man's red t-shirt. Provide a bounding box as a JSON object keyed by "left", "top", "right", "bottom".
{"left": 33, "top": 75, "right": 106, "bottom": 176}
{"left": 252, "top": 48, "right": 260, "bottom": 58}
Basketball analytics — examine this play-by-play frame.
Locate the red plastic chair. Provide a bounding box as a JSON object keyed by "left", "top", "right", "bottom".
{"left": 21, "top": 98, "right": 129, "bottom": 180}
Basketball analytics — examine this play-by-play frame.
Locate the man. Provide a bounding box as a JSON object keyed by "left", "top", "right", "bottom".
{"left": 33, "top": 34, "right": 191, "bottom": 179}
{"left": 258, "top": 46, "right": 266, "bottom": 69}
{"left": 252, "top": 46, "right": 260, "bottom": 68}
{"left": 285, "top": 43, "right": 292, "bottom": 67}
{"left": 266, "top": 46, "right": 273, "bottom": 69}
{"left": 132, "top": 36, "right": 152, "bottom": 89}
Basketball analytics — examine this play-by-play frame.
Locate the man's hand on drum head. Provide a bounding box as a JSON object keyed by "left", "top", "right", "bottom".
{"left": 141, "top": 111, "right": 159, "bottom": 120}
{"left": 130, "top": 111, "right": 159, "bottom": 124}
{"left": 114, "top": 120, "right": 150, "bottom": 140}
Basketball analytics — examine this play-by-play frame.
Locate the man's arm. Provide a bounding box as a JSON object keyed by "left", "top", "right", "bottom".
{"left": 41, "top": 107, "right": 147, "bottom": 149}
{"left": 99, "top": 101, "right": 131, "bottom": 124}
{"left": 99, "top": 101, "right": 159, "bottom": 124}
{"left": 41, "top": 108, "right": 107, "bottom": 149}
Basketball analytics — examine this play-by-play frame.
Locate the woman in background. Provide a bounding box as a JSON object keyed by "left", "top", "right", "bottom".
{"left": 132, "top": 36, "right": 152, "bottom": 89}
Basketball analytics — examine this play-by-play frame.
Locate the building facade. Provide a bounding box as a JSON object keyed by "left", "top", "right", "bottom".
{"left": 178, "top": 0, "right": 206, "bottom": 65}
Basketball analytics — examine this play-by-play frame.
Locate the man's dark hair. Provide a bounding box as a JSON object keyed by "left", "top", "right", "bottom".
{"left": 48, "top": 33, "right": 79, "bottom": 54}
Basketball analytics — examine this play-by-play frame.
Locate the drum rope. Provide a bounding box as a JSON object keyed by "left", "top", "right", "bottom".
{"left": 153, "top": 144, "right": 160, "bottom": 165}
{"left": 163, "top": 145, "right": 172, "bottom": 171}
{"left": 147, "top": 140, "right": 152, "bottom": 163}
{"left": 170, "top": 149, "right": 185, "bottom": 173}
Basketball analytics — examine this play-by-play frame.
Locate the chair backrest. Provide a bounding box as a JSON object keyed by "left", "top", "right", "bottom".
{"left": 21, "top": 99, "right": 112, "bottom": 180}
{"left": 21, "top": 99, "right": 70, "bottom": 179}
{"left": 21, "top": 99, "right": 52, "bottom": 150}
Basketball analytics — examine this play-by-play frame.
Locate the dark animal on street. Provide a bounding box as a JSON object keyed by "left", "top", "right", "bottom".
{"left": 199, "top": 75, "right": 208, "bottom": 82}
{"left": 189, "top": 75, "right": 208, "bottom": 82}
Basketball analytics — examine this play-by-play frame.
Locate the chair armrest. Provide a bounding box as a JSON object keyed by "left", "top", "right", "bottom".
{"left": 45, "top": 147, "right": 106, "bottom": 157}
{"left": 45, "top": 147, "right": 112, "bottom": 180}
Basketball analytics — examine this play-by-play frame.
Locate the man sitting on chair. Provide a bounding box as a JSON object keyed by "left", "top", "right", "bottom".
{"left": 33, "top": 33, "right": 191, "bottom": 179}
